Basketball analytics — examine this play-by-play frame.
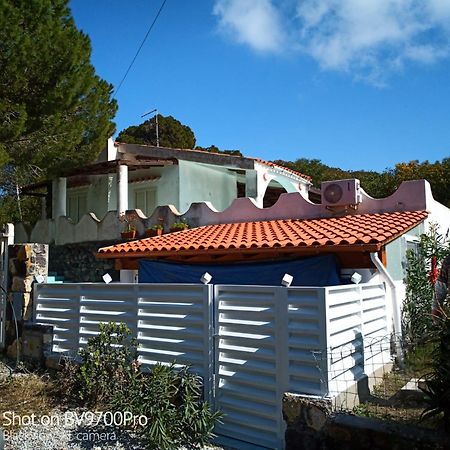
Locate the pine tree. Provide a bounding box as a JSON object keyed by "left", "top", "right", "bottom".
{"left": 0, "top": 0, "right": 117, "bottom": 196}
{"left": 117, "top": 115, "right": 196, "bottom": 149}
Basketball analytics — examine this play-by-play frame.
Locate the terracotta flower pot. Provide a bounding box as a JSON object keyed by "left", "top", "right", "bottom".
{"left": 121, "top": 230, "right": 137, "bottom": 239}
{"left": 145, "top": 228, "right": 163, "bottom": 238}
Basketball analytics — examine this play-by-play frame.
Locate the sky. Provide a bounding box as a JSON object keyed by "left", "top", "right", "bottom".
{"left": 70, "top": 0, "right": 450, "bottom": 172}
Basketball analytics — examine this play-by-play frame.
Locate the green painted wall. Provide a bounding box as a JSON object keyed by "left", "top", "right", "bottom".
{"left": 65, "top": 160, "right": 237, "bottom": 220}
{"left": 88, "top": 175, "right": 109, "bottom": 218}
{"left": 156, "top": 165, "right": 180, "bottom": 210}
{"left": 127, "top": 167, "right": 170, "bottom": 214}
{"left": 178, "top": 160, "right": 237, "bottom": 213}
{"left": 386, "top": 223, "right": 424, "bottom": 281}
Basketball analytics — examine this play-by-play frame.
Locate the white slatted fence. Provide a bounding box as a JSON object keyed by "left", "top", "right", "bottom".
{"left": 34, "top": 281, "right": 389, "bottom": 450}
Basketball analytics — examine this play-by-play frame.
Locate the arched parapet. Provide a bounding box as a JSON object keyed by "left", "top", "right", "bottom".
{"left": 30, "top": 219, "right": 55, "bottom": 244}
{"left": 97, "top": 211, "right": 122, "bottom": 241}
{"left": 74, "top": 213, "right": 100, "bottom": 243}
{"left": 253, "top": 160, "right": 311, "bottom": 206}
{"left": 357, "top": 180, "right": 430, "bottom": 213}
{"left": 56, "top": 217, "right": 76, "bottom": 245}
{"left": 22, "top": 178, "right": 448, "bottom": 245}
{"left": 146, "top": 205, "right": 182, "bottom": 231}
{"left": 190, "top": 192, "right": 322, "bottom": 225}
{"left": 183, "top": 202, "right": 218, "bottom": 228}
{"left": 13, "top": 223, "right": 30, "bottom": 244}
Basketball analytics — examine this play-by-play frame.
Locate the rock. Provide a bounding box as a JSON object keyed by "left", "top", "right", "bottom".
{"left": 6, "top": 338, "right": 21, "bottom": 360}
{"left": 11, "top": 275, "right": 33, "bottom": 293}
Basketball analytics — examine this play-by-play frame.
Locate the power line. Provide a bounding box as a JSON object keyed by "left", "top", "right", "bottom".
{"left": 113, "top": 0, "right": 168, "bottom": 98}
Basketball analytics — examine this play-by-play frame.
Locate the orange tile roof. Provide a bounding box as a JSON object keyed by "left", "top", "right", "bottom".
{"left": 252, "top": 158, "right": 312, "bottom": 182}
{"left": 97, "top": 210, "right": 427, "bottom": 259}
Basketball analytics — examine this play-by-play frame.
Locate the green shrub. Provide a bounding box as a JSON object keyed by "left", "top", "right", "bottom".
{"left": 112, "top": 363, "right": 222, "bottom": 449}
{"left": 68, "top": 321, "right": 138, "bottom": 406}
{"left": 60, "top": 322, "right": 221, "bottom": 448}
{"left": 402, "top": 224, "right": 449, "bottom": 341}
{"left": 421, "top": 307, "right": 450, "bottom": 431}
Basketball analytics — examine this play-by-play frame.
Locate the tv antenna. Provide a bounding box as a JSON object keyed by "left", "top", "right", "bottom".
{"left": 141, "top": 108, "right": 159, "bottom": 147}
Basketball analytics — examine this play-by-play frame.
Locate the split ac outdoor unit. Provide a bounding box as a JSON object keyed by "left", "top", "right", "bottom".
{"left": 321, "top": 179, "right": 362, "bottom": 207}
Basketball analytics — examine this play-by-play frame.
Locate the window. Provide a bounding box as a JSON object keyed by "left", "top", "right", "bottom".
{"left": 67, "top": 189, "right": 88, "bottom": 222}
{"left": 134, "top": 188, "right": 156, "bottom": 216}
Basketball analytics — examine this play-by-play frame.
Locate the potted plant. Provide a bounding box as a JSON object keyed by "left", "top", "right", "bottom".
{"left": 119, "top": 212, "right": 138, "bottom": 239}
{"left": 170, "top": 219, "right": 189, "bottom": 233}
{"left": 145, "top": 224, "right": 164, "bottom": 238}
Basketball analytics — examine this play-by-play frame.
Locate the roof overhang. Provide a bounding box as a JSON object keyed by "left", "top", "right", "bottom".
{"left": 20, "top": 159, "right": 175, "bottom": 193}
{"left": 97, "top": 210, "right": 427, "bottom": 267}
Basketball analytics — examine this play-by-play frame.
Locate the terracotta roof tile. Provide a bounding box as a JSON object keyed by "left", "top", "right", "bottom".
{"left": 252, "top": 158, "right": 312, "bottom": 182}
{"left": 98, "top": 211, "right": 427, "bottom": 258}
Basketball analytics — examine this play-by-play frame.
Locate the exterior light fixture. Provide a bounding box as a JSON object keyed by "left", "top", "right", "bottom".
{"left": 201, "top": 272, "right": 212, "bottom": 285}
{"left": 281, "top": 273, "right": 293, "bottom": 287}
{"left": 102, "top": 273, "right": 112, "bottom": 284}
{"left": 351, "top": 272, "right": 362, "bottom": 284}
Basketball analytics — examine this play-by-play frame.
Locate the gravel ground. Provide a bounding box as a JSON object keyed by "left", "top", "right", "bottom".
{"left": 0, "top": 361, "right": 226, "bottom": 450}
{"left": 3, "top": 407, "right": 225, "bottom": 450}
{"left": 4, "top": 408, "right": 147, "bottom": 450}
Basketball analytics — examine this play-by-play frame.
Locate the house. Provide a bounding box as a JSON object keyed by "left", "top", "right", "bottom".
{"left": 15, "top": 139, "right": 311, "bottom": 245}
{"left": 30, "top": 177, "right": 450, "bottom": 449}
{"left": 96, "top": 177, "right": 450, "bottom": 335}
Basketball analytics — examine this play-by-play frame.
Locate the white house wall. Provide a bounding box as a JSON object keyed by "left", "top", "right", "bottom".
{"left": 178, "top": 160, "right": 237, "bottom": 213}
{"left": 425, "top": 196, "right": 450, "bottom": 238}
{"left": 385, "top": 223, "right": 424, "bottom": 282}
{"left": 88, "top": 175, "right": 110, "bottom": 219}
{"left": 155, "top": 165, "right": 180, "bottom": 210}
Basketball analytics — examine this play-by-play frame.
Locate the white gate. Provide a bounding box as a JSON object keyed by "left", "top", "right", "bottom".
{"left": 213, "top": 285, "right": 288, "bottom": 450}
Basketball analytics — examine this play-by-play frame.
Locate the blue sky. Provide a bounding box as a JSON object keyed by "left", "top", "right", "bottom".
{"left": 70, "top": 0, "right": 450, "bottom": 171}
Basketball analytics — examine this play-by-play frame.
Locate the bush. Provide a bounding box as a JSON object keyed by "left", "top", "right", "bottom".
{"left": 112, "top": 363, "right": 222, "bottom": 449}
{"left": 402, "top": 224, "right": 449, "bottom": 341}
{"left": 60, "top": 322, "right": 221, "bottom": 448}
{"left": 63, "top": 322, "right": 138, "bottom": 406}
{"left": 421, "top": 307, "right": 450, "bottom": 431}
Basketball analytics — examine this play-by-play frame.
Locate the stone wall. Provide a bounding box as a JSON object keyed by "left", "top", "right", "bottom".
{"left": 283, "top": 393, "right": 450, "bottom": 450}
{"left": 48, "top": 241, "right": 118, "bottom": 282}
{"left": 5, "top": 244, "right": 49, "bottom": 358}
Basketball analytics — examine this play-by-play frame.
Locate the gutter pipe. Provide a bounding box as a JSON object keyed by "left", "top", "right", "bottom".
{"left": 370, "top": 252, "right": 404, "bottom": 364}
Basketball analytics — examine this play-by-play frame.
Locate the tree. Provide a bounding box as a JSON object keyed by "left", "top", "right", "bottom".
{"left": 195, "top": 144, "right": 243, "bottom": 156}
{"left": 117, "top": 115, "right": 196, "bottom": 149}
{"left": 273, "top": 157, "right": 449, "bottom": 205}
{"left": 393, "top": 159, "right": 450, "bottom": 207}
{"left": 0, "top": 0, "right": 117, "bottom": 221}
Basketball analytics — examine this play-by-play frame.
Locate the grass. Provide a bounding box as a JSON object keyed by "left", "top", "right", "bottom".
{"left": 0, "top": 369, "right": 58, "bottom": 432}
{"left": 352, "top": 342, "right": 444, "bottom": 429}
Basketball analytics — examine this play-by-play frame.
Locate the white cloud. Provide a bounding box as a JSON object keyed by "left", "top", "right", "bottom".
{"left": 213, "top": 0, "right": 450, "bottom": 83}
{"left": 295, "top": 0, "right": 447, "bottom": 74}
{"left": 213, "top": 0, "right": 285, "bottom": 53}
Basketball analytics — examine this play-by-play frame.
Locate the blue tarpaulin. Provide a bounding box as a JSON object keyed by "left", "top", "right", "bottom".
{"left": 139, "top": 254, "right": 341, "bottom": 286}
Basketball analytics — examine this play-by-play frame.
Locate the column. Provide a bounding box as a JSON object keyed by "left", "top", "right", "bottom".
{"left": 117, "top": 164, "right": 128, "bottom": 214}
{"left": 52, "top": 177, "right": 67, "bottom": 218}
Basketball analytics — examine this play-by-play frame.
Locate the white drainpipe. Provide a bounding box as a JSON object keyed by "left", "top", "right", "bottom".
{"left": 370, "top": 252, "right": 404, "bottom": 364}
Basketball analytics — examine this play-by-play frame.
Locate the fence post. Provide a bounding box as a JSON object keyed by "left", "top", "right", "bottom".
{"left": 276, "top": 287, "right": 289, "bottom": 449}
{"left": 205, "top": 284, "right": 214, "bottom": 407}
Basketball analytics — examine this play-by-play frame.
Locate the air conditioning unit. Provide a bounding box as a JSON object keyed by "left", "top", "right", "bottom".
{"left": 321, "top": 179, "right": 362, "bottom": 207}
